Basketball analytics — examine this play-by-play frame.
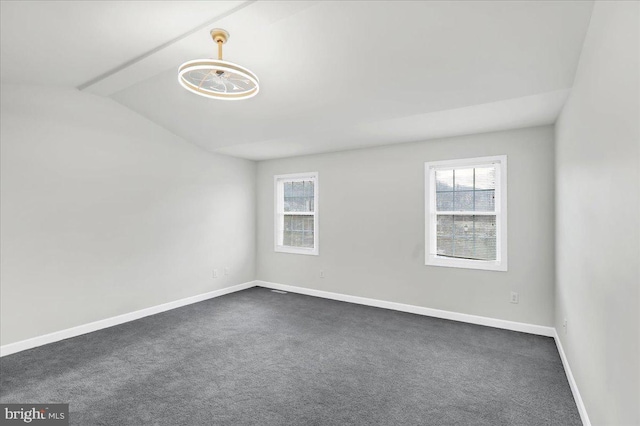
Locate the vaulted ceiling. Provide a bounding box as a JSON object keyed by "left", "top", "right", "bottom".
{"left": 1, "top": 1, "right": 594, "bottom": 160}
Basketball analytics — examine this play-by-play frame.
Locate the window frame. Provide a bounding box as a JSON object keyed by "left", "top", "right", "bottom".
{"left": 425, "top": 155, "right": 507, "bottom": 271}
{"left": 274, "top": 172, "right": 319, "bottom": 256}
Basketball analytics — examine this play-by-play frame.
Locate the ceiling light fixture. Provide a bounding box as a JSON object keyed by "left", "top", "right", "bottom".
{"left": 178, "top": 29, "right": 259, "bottom": 100}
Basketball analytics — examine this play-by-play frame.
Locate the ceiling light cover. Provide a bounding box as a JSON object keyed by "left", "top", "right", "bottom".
{"left": 178, "top": 29, "right": 259, "bottom": 100}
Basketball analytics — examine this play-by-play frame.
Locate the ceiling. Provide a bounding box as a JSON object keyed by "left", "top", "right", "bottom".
{"left": 1, "top": 1, "right": 594, "bottom": 160}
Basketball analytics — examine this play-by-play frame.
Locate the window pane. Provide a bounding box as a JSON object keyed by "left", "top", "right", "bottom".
{"left": 436, "top": 215, "right": 455, "bottom": 257}
{"left": 453, "top": 215, "right": 474, "bottom": 237}
{"left": 475, "top": 190, "right": 495, "bottom": 211}
{"left": 303, "top": 231, "right": 314, "bottom": 247}
{"left": 436, "top": 191, "right": 453, "bottom": 211}
{"left": 453, "top": 190, "right": 474, "bottom": 211}
{"left": 436, "top": 214, "right": 496, "bottom": 261}
{"left": 436, "top": 237, "right": 453, "bottom": 256}
{"left": 474, "top": 167, "right": 496, "bottom": 190}
{"left": 292, "top": 216, "right": 302, "bottom": 231}
{"left": 284, "top": 182, "right": 293, "bottom": 197}
{"left": 283, "top": 214, "right": 314, "bottom": 248}
{"left": 452, "top": 217, "right": 476, "bottom": 258}
{"left": 283, "top": 215, "right": 293, "bottom": 246}
{"left": 436, "top": 170, "right": 453, "bottom": 191}
{"left": 474, "top": 216, "right": 496, "bottom": 260}
{"left": 284, "top": 180, "right": 314, "bottom": 212}
{"left": 304, "top": 181, "right": 314, "bottom": 197}
{"left": 454, "top": 236, "right": 475, "bottom": 259}
{"left": 437, "top": 215, "right": 454, "bottom": 237}
{"left": 454, "top": 168, "right": 474, "bottom": 191}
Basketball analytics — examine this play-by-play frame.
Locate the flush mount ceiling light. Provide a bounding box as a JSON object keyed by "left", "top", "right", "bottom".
{"left": 178, "top": 29, "right": 259, "bottom": 100}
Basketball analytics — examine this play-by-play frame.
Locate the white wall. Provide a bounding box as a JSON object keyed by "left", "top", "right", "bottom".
{"left": 257, "top": 126, "right": 556, "bottom": 326}
{"left": 0, "top": 85, "right": 256, "bottom": 346}
{"left": 555, "top": 2, "right": 640, "bottom": 425}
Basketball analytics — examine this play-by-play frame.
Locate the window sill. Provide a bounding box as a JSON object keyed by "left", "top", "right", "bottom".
{"left": 426, "top": 255, "right": 507, "bottom": 272}
{"left": 275, "top": 245, "right": 319, "bottom": 256}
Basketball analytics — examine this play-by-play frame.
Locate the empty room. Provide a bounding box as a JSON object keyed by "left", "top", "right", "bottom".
{"left": 0, "top": 1, "right": 638, "bottom": 425}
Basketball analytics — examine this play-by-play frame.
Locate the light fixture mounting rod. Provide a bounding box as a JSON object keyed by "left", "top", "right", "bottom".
{"left": 210, "top": 29, "right": 229, "bottom": 60}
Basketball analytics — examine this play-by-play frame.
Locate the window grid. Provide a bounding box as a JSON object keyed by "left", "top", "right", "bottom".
{"left": 425, "top": 156, "right": 507, "bottom": 272}
{"left": 274, "top": 172, "right": 319, "bottom": 256}
{"left": 435, "top": 168, "right": 496, "bottom": 260}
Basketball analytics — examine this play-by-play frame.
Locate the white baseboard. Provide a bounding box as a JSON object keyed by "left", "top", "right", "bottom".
{"left": 1, "top": 278, "right": 589, "bottom": 426}
{"left": 255, "top": 280, "right": 555, "bottom": 337}
{"left": 0, "top": 281, "right": 256, "bottom": 357}
{"left": 554, "top": 330, "right": 591, "bottom": 426}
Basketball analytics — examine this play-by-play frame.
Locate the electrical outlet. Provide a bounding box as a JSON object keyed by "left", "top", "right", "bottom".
{"left": 510, "top": 291, "right": 519, "bottom": 304}
{"left": 224, "top": 267, "right": 229, "bottom": 276}
{"left": 213, "top": 269, "right": 218, "bottom": 278}
{"left": 319, "top": 270, "right": 325, "bottom": 278}
{"left": 563, "top": 318, "right": 568, "bottom": 334}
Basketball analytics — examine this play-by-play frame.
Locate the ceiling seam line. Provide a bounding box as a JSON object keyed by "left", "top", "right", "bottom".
{"left": 76, "top": 0, "right": 257, "bottom": 92}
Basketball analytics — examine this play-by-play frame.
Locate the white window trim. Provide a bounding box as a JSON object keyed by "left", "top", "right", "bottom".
{"left": 274, "top": 172, "right": 319, "bottom": 256}
{"left": 425, "top": 155, "right": 507, "bottom": 272}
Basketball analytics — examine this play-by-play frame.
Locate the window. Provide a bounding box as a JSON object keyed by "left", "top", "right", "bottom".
{"left": 425, "top": 155, "right": 507, "bottom": 271}
{"left": 274, "top": 172, "right": 319, "bottom": 255}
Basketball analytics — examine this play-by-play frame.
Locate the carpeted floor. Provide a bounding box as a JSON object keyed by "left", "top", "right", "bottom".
{"left": 0, "top": 287, "right": 581, "bottom": 425}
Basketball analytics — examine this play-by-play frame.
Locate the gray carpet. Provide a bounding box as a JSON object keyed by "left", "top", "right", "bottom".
{"left": 1, "top": 287, "right": 581, "bottom": 425}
